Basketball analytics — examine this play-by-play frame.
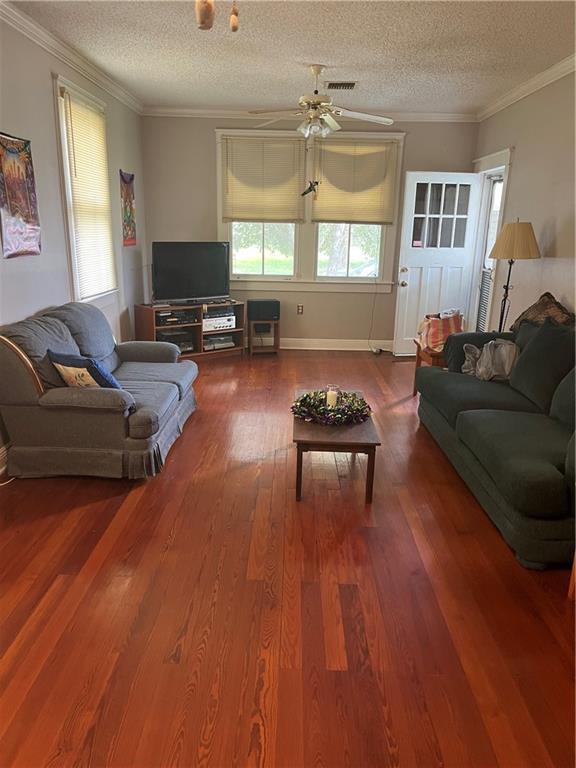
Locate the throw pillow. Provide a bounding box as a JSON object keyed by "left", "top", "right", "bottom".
{"left": 514, "top": 320, "right": 540, "bottom": 351}
{"left": 48, "top": 350, "right": 121, "bottom": 389}
{"left": 510, "top": 292, "right": 574, "bottom": 333}
{"left": 509, "top": 321, "right": 575, "bottom": 412}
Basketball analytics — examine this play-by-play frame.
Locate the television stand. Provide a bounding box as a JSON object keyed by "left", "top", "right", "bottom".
{"left": 134, "top": 301, "right": 246, "bottom": 360}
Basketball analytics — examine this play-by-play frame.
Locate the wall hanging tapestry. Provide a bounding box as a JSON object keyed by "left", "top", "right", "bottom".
{"left": 119, "top": 170, "right": 136, "bottom": 246}
{"left": 0, "top": 132, "right": 41, "bottom": 258}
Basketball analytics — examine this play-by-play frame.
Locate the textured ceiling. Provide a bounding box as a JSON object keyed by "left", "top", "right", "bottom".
{"left": 13, "top": 1, "right": 576, "bottom": 114}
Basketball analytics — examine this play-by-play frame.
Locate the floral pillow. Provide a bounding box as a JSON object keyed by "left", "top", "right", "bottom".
{"left": 510, "top": 292, "right": 574, "bottom": 333}
{"left": 48, "top": 350, "right": 121, "bottom": 389}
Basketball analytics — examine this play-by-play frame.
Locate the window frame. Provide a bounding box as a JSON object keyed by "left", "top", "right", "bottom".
{"left": 314, "top": 222, "right": 386, "bottom": 282}
{"left": 216, "top": 129, "right": 405, "bottom": 293}
{"left": 55, "top": 76, "right": 118, "bottom": 303}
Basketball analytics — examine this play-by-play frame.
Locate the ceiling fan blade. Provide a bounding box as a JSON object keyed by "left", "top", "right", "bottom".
{"left": 322, "top": 113, "right": 341, "bottom": 132}
{"left": 248, "top": 108, "right": 304, "bottom": 116}
{"left": 332, "top": 107, "right": 394, "bottom": 126}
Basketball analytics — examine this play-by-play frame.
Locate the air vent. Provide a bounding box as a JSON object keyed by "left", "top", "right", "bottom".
{"left": 325, "top": 81, "right": 357, "bottom": 91}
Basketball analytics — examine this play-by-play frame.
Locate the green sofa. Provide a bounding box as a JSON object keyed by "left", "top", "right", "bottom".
{"left": 415, "top": 321, "right": 575, "bottom": 568}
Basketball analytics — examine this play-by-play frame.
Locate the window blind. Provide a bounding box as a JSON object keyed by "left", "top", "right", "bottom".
{"left": 59, "top": 86, "right": 116, "bottom": 300}
{"left": 221, "top": 136, "right": 306, "bottom": 223}
{"left": 312, "top": 139, "right": 399, "bottom": 224}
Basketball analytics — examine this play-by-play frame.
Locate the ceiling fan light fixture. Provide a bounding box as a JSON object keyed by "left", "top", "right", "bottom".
{"left": 297, "top": 119, "right": 311, "bottom": 138}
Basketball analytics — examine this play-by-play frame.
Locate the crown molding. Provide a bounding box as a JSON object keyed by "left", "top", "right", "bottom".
{"left": 0, "top": 1, "right": 143, "bottom": 114}
{"left": 478, "top": 54, "right": 575, "bottom": 121}
{"left": 142, "top": 106, "right": 478, "bottom": 123}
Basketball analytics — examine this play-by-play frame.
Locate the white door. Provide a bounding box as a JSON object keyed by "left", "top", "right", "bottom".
{"left": 393, "top": 172, "right": 482, "bottom": 355}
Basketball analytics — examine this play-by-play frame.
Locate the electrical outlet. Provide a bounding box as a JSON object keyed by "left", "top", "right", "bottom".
{"left": 297, "top": 304, "right": 304, "bottom": 315}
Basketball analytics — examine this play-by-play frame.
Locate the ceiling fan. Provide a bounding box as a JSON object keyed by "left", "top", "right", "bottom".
{"left": 249, "top": 64, "right": 394, "bottom": 138}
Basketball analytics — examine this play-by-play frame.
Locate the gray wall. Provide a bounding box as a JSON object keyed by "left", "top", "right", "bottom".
{"left": 476, "top": 73, "right": 575, "bottom": 325}
{"left": 0, "top": 20, "right": 147, "bottom": 338}
{"left": 142, "top": 117, "right": 478, "bottom": 342}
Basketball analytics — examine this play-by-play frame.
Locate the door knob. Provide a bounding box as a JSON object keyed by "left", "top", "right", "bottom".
{"left": 398, "top": 280, "right": 408, "bottom": 287}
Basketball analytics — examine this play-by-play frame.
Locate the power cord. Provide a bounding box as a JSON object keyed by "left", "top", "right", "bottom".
{"left": 0, "top": 477, "right": 15, "bottom": 487}
{"left": 367, "top": 275, "right": 381, "bottom": 355}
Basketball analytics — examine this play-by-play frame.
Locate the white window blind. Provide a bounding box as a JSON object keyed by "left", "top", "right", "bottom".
{"left": 221, "top": 136, "right": 306, "bottom": 223}
{"left": 312, "top": 139, "right": 399, "bottom": 224}
{"left": 59, "top": 85, "right": 116, "bottom": 300}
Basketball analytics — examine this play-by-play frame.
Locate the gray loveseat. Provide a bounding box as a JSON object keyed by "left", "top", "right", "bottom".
{"left": 0, "top": 302, "right": 198, "bottom": 478}
{"left": 415, "top": 321, "right": 575, "bottom": 568}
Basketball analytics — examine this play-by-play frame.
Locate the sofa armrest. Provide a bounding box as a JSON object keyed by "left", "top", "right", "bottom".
{"left": 444, "top": 331, "right": 515, "bottom": 373}
{"left": 39, "top": 387, "right": 135, "bottom": 414}
{"left": 116, "top": 341, "right": 180, "bottom": 363}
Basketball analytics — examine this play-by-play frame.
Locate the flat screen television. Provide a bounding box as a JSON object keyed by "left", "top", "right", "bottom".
{"left": 152, "top": 241, "right": 230, "bottom": 303}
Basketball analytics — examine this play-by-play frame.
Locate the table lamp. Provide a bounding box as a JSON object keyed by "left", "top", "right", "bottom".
{"left": 489, "top": 220, "right": 541, "bottom": 332}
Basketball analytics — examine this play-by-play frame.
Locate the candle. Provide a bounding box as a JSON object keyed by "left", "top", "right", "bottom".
{"left": 326, "top": 388, "right": 338, "bottom": 408}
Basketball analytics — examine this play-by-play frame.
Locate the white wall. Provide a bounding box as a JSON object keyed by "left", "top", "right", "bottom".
{"left": 0, "top": 20, "right": 147, "bottom": 338}
{"left": 142, "top": 117, "right": 479, "bottom": 342}
{"left": 476, "top": 73, "right": 575, "bottom": 326}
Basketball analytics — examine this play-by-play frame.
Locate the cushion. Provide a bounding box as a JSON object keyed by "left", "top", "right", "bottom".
{"left": 48, "top": 351, "right": 121, "bottom": 389}
{"left": 0, "top": 316, "right": 80, "bottom": 389}
{"left": 513, "top": 320, "right": 539, "bottom": 351}
{"left": 122, "top": 381, "right": 180, "bottom": 439}
{"left": 416, "top": 366, "right": 541, "bottom": 428}
{"left": 550, "top": 369, "right": 575, "bottom": 430}
{"left": 44, "top": 302, "right": 120, "bottom": 372}
{"left": 457, "top": 410, "right": 573, "bottom": 519}
{"left": 113, "top": 360, "right": 198, "bottom": 399}
{"left": 510, "top": 292, "right": 575, "bottom": 333}
{"left": 509, "top": 321, "right": 575, "bottom": 412}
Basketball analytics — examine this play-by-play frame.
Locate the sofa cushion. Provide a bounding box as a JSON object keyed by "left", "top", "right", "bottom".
{"left": 48, "top": 351, "right": 122, "bottom": 389}
{"left": 123, "top": 381, "right": 180, "bottom": 439}
{"left": 113, "top": 360, "right": 198, "bottom": 399}
{"left": 416, "top": 366, "right": 541, "bottom": 428}
{"left": 550, "top": 369, "right": 575, "bottom": 431}
{"left": 514, "top": 320, "right": 540, "bottom": 350}
{"left": 456, "top": 410, "right": 572, "bottom": 519}
{"left": 0, "top": 316, "right": 80, "bottom": 389}
{"left": 510, "top": 321, "right": 575, "bottom": 412}
{"left": 510, "top": 291, "right": 575, "bottom": 333}
{"left": 45, "top": 302, "right": 120, "bottom": 372}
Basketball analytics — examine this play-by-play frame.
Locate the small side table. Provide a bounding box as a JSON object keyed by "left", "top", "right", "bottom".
{"left": 248, "top": 320, "right": 280, "bottom": 355}
{"left": 413, "top": 339, "right": 445, "bottom": 396}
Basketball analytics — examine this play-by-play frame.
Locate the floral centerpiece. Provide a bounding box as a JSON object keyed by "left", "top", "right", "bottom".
{"left": 291, "top": 389, "right": 371, "bottom": 426}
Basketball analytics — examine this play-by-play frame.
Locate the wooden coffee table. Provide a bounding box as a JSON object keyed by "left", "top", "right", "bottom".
{"left": 292, "top": 391, "right": 381, "bottom": 504}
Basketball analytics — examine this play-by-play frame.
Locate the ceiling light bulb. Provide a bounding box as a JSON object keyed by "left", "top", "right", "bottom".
{"left": 297, "top": 120, "right": 311, "bottom": 138}
{"left": 308, "top": 118, "right": 323, "bottom": 136}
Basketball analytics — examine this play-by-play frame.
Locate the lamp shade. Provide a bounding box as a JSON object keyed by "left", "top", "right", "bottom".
{"left": 489, "top": 222, "right": 541, "bottom": 261}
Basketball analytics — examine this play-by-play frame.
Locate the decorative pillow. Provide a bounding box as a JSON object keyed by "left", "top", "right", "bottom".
{"left": 48, "top": 350, "right": 121, "bottom": 389}
{"left": 509, "top": 321, "right": 575, "bottom": 412}
{"left": 510, "top": 292, "right": 574, "bottom": 333}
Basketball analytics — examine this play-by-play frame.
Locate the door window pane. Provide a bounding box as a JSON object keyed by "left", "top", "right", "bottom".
{"left": 426, "top": 217, "right": 439, "bottom": 247}
{"left": 457, "top": 185, "right": 470, "bottom": 215}
{"left": 412, "top": 217, "right": 425, "bottom": 247}
{"left": 453, "top": 218, "right": 467, "bottom": 247}
{"left": 443, "top": 184, "right": 457, "bottom": 215}
{"left": 439, "top": 218, "right": 454, "bottom": 247}
{"left": 429, "top": 184, "right": 443, "bottom": 215}
{"left": 415, "top": 183, "right": 428, "bottom": 215}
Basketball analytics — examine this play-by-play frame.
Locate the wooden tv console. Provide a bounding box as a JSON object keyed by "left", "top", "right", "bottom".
{"left": 134, "top": 301, "right": 246, "bottom": 360}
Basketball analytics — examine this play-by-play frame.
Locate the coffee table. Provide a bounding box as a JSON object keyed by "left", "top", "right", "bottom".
{"left": 292, "top": 390, "right": 381, "bottom": 504}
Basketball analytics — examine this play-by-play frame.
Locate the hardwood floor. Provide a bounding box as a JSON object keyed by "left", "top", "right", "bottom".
{"left": 0, "top": 351, "right": 573, "bottom": 768}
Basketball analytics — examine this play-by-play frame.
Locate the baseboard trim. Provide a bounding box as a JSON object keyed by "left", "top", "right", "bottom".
{"left": 280, "top": 338, "right": 392, "bottom": 352}
{"left": 0, "top": 443, "right": 9, "bottom": 476}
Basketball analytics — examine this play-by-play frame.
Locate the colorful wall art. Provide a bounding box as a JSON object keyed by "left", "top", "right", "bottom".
{"left": 119, "top": 170, "right": 136, "bottom": 247}
{"left": 0, "top": 133, "right": 41, "bottom": 258}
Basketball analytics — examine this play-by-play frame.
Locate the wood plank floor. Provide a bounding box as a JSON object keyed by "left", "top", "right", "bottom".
{"left": 0, "top": 351, "right": 573, "bottom": 768}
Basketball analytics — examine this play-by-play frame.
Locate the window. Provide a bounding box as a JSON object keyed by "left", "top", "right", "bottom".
{"left": 231, "top": 222, "right": 295, "bottom": 276}
{"left": 217, "top": 130, "right": 404, "bottom": 287}
{"left": 476, "top": 176, "right": 504, "bottom": 331}
{"left": 58, "top": 82, "right": 116, "bottom": 300}
{"left": 317, "top": 223, "right": 381, "bottom": 278}
{"left": 411, "top": 182, "right": 471, "bottom": 248}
